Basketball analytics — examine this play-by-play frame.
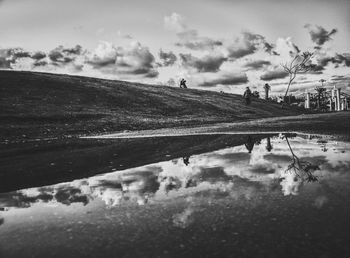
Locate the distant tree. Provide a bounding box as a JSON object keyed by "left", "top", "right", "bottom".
{"left": 263, "top": 83, "right": 271, "bottom": 100}
{"left": 281, "top": 51, "right": 315, "bottom": 99}
{"left": 315, "top": 86, "right": 327, "bottom": 110}
{"left": 319, "top": 79, "right": 326, "bottom": 87}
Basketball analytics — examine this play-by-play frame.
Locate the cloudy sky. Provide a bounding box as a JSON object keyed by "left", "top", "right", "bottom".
{"left": 0, "top": 0, "right": 349, "bottom": 95}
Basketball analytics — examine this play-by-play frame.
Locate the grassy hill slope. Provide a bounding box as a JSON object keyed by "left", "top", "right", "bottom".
{"left": 0, "top": 70, "right": 303, "bottom": 140}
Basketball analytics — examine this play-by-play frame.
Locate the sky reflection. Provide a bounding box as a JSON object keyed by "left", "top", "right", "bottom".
{"left": 0, "top": 134, "right": 350, "bottom": 217}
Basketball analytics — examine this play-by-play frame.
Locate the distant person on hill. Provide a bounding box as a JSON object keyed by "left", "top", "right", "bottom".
{"left": 180, "top": 78, "right": 187, "bottom": 89}
{"left": 183, "top": 156, "right": 190, "bottom": 166}
{"left": 243, "top": 87, "right": 252, "bottom": 105}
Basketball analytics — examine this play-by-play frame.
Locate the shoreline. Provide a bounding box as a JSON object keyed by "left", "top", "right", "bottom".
{"left": 81, "top": 112, "right": 350, "bottom": 140}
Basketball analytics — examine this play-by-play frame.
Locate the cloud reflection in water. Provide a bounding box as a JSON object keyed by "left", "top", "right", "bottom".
{"left": 0, "top": 134, "right": 349, "bottom": 214}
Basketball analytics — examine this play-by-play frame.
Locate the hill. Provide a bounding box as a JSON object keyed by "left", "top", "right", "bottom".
{"left": 0, "top": 70, "right": 303, "bottom": 140}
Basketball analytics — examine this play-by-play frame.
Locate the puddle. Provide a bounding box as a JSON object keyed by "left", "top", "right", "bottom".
{"left": 1, "top": 133, "right": 350, "bottom": 257}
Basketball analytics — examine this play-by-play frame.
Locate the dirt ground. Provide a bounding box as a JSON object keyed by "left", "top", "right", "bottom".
{"left": 87, "top": 111, "right": 350, "bottom": 140}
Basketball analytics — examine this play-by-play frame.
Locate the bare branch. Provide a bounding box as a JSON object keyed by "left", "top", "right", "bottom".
{"left": 279, "top": 51, "right": 316, "bottom": 98}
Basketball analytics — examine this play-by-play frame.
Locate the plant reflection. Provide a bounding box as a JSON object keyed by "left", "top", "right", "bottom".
{"left": 283, "top": 134, "right": 319, "bottom": 182}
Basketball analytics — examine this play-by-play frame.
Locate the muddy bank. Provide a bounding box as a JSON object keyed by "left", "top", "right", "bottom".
{"left": 87, "top": 112, "right": 350, "bottom": 140}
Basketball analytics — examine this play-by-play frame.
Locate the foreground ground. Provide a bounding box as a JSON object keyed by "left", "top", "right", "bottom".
{"left": 88, "top": 112, "right": 350, "bottom": 140}
{"left": 0, "top": 70, "right": 304, "bottom": 141}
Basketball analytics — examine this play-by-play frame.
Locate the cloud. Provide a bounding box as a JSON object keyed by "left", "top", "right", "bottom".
{"left": 275, "top": 37, "right": 300, "bottom": 58}
{"left": 159, "top": 49, "right": 177, "bottom": 66}
{"left": 31, "top": 51, "right": 46, "bottom": 60}
{"left": 244, "top": 60, "right": 271, "bottom": 69}
{"left": 164, "top": 12, "right": 187, "bottom": 32}
{"left": 331, "top": 75, "right": 350, "bottom": 81}
{"left": 166, "top": 78, "right": 177, "bottom": 87}
{"left": 195, "top": 71, "right": 248, "bottom": 87}
{"left": 87, "top": 41, "right": 159, "bottom": 78}
{"left": 164, "top": 12, "right": 223, "bottom": 51}
{"left": 1, "top": 41, "right": 159, "bottom": 79}
{"left": 33, "top": 60, "right": 48, "bottom": 67}
{"left": 260, "top": 69, "right": 289, "bottom": 81}
{"left": 179, "top": 53, "right": 227, "bottom": 72}
{"left": 0, "top": 48, "right": 31, "bottom": 68}
{"left": 0, "top": 49, "right": 12, "bottom": 68}
{"left": 176, "top": 29, "right": 223, "bottom": 50}
{"left": 86, "top": 41, "right": 117, "bottom": 68}
{"left": 54, "top": 186, "right": 89, "bottom": 206}
{"left": 173, "top": 206, "right": 195, "bottom": 228}
{"left": 226, "top": 32, "right": 276, "bottom": 59}
{"left": 0, "top": 45, "right": 85, "bottom": 72}
{"left": 48, "top": 45, "right": 83, "bottom": 64}
{"left": 304, "top": 24, "right": 337, "bottom": 46}
{"left": 317, "top": 53, "right": 350, "bottom": 68}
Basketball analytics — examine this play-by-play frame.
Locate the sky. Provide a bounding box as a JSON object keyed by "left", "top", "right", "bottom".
{"left": 0, "top": 0, "right": 349, "bottom": 95}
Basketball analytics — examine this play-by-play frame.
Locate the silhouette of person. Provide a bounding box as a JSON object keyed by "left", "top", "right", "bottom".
{"left": 266, "top": 137, "right": 273, "bottom": 152}
{"left": 243, "top": 87, "right": 252, "bottom": 105}
{"left": 183, "top": 156, "right": 190, "bottom": 166}
{"left": 245, "top": 135, "right": 255, "bottom": 153}
{"left": 180, "top": 78, "right": 187, "bottom": 88}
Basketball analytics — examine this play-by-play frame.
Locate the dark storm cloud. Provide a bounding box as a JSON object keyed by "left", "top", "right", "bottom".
{"left": 179, "top": 53, "right": 227, "bottom": 72}
{"left": 200, "top": 72, "right": 248, "bottom": 87}
{"left": 260, "top": 69, "right": 289, "bottom": 81}
{"left": 244, "top": 60, "right": 271, "bottom": 69}
{"left": 176, "top": 29, "right": 223, "bottom": 50}
{"left": 227, "top": 32, "right": 276, "bottom": 59}
{"left": 304, "top": 24, "right": 338, "bottom": 46}
{"left": 159, "top": 49, "right": 177, "bottom": 66}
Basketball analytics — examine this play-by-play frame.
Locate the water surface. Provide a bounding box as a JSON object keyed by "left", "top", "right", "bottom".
{"left": 1, "top": 133, "right": 350, "bottom": 257}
